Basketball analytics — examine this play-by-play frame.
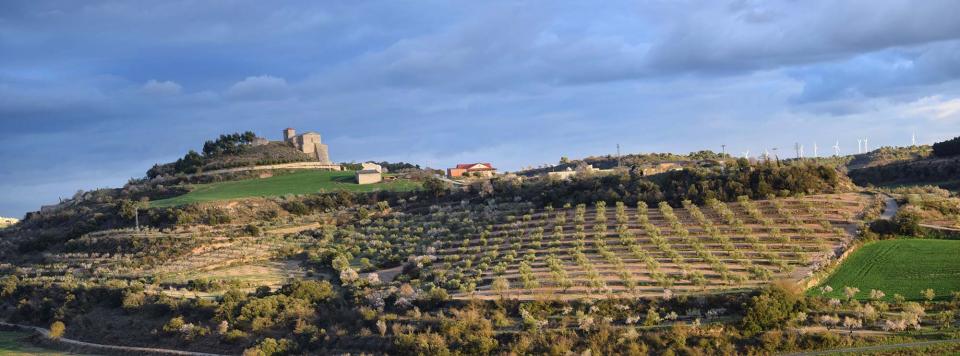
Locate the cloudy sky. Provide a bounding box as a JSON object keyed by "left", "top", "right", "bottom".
{"left": 2, "top": 0, "right": 960, "bottom": 217}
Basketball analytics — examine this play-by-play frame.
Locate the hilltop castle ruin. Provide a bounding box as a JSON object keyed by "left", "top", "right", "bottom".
{"left": 284, "top": 128, "right": 332, "bottom": 164}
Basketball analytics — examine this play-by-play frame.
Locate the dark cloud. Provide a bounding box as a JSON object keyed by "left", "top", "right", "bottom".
{"left": 1, "top": 0, "right": 960, "bottom": 217}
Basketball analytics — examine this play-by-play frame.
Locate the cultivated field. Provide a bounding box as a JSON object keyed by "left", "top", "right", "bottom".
{"left": 815, "top": 239, "right": 960, "bottom": 301}
{"left": 345, "top": 193, "right": 871, "bottom": 300}
{"left": 152, "top": 170, "right": 420, "bottom": 207}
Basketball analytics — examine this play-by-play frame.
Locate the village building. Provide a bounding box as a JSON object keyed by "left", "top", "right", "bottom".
{"left": 356, "top": 169, "right": 383, "bottom": 184}
{"left": 283, "top": 128, "right": 333, "bottom": 164}
{"left": 361, "top": 162, "right": 386, "bottom": 173}
{"left": 252, "top": 136, "right": 270, "bottom": 146}
{"left": 447, "top": 163, "right": 497, "bottom": 178}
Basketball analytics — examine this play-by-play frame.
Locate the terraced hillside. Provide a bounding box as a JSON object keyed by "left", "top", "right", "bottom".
{"left": 338, "top": 193, "right": 871, "bottom": 300}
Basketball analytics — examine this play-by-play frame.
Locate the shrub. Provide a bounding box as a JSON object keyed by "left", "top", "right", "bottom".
{"left": 243, "top": 337, "right": 297, "bottom": 356}
{"left": 244, "top": 224, "right": 263, "bottom": 237}
{"left": 741, "top": 282, "right": 803, "bottom": 337}
{"left": 49, "top": 321, "right": 65, "bottom": 339}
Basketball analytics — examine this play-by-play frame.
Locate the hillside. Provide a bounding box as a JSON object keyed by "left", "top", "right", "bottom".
{"left": 147, "top": 141, "right": 315, "bottom": 178}
{"left": 845, "top": 145, "right": 932, "bottom": 170}
{"left": 516, "top": 150, "right": 730, "bottom": 176}
{"left": 848, "top": 156, "right": 960, "bottom": 190}
{"left": 1, "top": 156, "right": 955, "bottom": 355}
{"left": 152, "top": 170, "right": 421, "bottom": 207}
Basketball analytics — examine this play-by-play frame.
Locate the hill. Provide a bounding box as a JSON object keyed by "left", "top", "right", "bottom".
{"left": 151, "top": 170, "right": 421, "bottom": 207}
{"left": 845, "top": 145, "right": 932, "bottom": 170}
{"left": 147, "top": 141, "right": 315, "bottom": 178}
{"left": 848, "top": 156, "right": 960, "bottom": 190}
{"left": 4, "top": 155, "right": 956, "bottom": 355}
{"left": 516, "top": 150, "right": 730, "bottom": 176}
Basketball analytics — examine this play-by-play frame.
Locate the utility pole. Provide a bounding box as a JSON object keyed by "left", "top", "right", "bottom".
{"left": 616, "top": 143, "right": 622, "bottom": 169}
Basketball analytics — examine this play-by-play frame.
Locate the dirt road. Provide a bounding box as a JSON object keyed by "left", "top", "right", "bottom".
{"left": 0, "top": 321, "right": 232, "bottom": 356}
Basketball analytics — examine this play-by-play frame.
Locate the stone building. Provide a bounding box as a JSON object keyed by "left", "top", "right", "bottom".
{"left": 361, "top": 162, "right": 385, "bottom": 173}
{"left": 283, "top": 128, "right": 332, "bottom": 164}
{"left": 356, "top": 170, "right": 382, "bottom": 184}
{"left": 447, "top": 163, "right": 497, "bottom": 178}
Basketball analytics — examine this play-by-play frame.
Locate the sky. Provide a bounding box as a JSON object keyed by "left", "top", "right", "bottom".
{"left": 2, "top": 0, "right": 960, "bottom": 217}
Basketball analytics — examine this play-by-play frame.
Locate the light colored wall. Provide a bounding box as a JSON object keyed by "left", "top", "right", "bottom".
{"left": 361, "top": 162, "right": 383, "bottom": 173}
{"left": 356, "top": 171, "right": 382, "bottom": 184}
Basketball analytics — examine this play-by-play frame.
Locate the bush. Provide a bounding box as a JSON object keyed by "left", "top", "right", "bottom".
{"left": 223, "top": 329, "right": 249, "bottom": 344}
{"left": 243, "top": 337, "right": 297, "bottom": 356}
{"left": 740, "top": 282, "right": 803, "bottom": 337}
{"left": 284, "top": 201, "right": 309, "bottom": 215}
{"left": 893, "top": 210, "right": 922, "bottom": 236}
{"left": 49, "top": 321, "right": 65, "bottom": 339}
{"left": 284, "top": 280, "right": 334, "bottom": 304}
{"left": 244, "top": 224, "right": 263, "bottom": 237}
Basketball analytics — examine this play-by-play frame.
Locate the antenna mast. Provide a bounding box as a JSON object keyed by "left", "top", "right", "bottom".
{"left": 616, "top": 143, "right": 621, "bottom": 169}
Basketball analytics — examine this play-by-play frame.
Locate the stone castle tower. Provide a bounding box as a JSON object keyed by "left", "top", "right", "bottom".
{"left": 284, "top": 127, "right": 332, "bottom": 164}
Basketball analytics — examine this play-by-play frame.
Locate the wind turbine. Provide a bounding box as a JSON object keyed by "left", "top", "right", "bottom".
{"left": 912, "top": 131, "right": 917, "bottom": 146}
{"left": 813, "top": 142, "right": 819, "bottom": 158}
{"left": 743, "top": 150, "right": 750, "bottom": 159}
{"left": 800, "top": 144, "right": 805, "bottom": 158}
{"left": 833, "top": 141, "right": 840, "bottom": 156}
{"left": 864, "top": 137, "right": 869, "bottom": 152}
{"left": 857, "top": 139, "right": 863, "bottom": 154}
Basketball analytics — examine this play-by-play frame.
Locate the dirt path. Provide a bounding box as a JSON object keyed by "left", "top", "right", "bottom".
{"left": 780, "top": 338, "right": 960, "bottom": 356}
{"left": 880, "top": 195, "right": 898, "bottom": 220}
{"left": 266, "top": 222, "right": 321, "bottom": 235}
{"left": 880, "top": 194, "right": 960, "bottom": 232}
{"left": 0, "top": 321, "right": 232, "bottom": 356}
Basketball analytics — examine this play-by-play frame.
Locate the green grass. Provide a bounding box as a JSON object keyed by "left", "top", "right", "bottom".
{"left": 813, "top": 239, "right": 960, "bottom": 301}
{"left": 152, "top": 170, "right": 420, "bottom": 207}
{"left": 0, "top": 331, "right": 86, "bottom": 355}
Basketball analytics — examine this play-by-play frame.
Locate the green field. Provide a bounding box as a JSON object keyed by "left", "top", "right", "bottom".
{"left": 0, "top": 331, "right": 87, "bottom": 355}
{"left": 152, "top": 170, "right": 420, "bottom": 207}
{"left": 815, "top": 239, "right": 960, "bottom": 301}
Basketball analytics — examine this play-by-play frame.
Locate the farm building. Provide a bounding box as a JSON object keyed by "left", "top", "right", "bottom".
{"left": 447, "top": 163, "right": 497, "bottom": 178}
{"left": 355, "top": 170, "right": 382, "bottom": 184}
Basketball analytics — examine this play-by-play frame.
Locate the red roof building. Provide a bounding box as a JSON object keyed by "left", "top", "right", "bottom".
{"left": 447, "top": 163, "right": 497, "bottom": 178}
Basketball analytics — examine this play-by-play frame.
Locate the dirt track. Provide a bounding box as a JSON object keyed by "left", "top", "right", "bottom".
{"left": 0, "top": 321, "right": 233, "bottom": 356}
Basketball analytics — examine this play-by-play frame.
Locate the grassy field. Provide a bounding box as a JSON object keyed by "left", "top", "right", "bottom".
{"left": 152, "top": 170, "right": 419, "bottom": 207}
{"left": 0, "top": 331, "right": 86, "bottom": 355}
{"left": 815, "top": 239, "right": 960, "bottom": 301}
